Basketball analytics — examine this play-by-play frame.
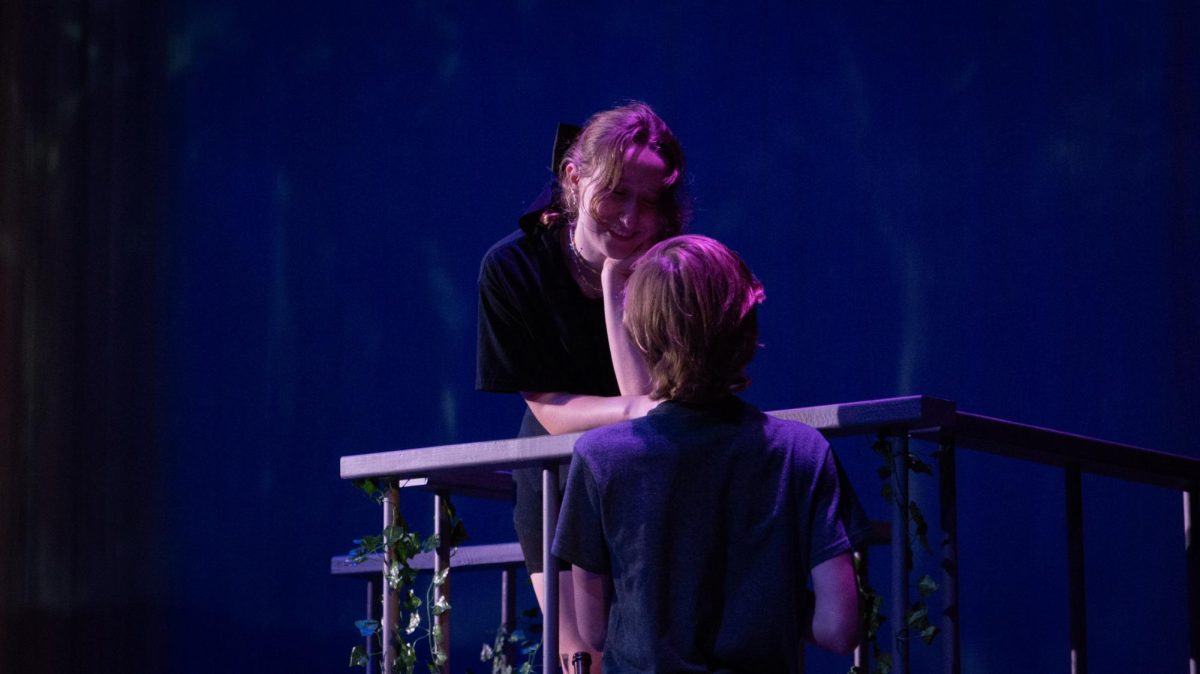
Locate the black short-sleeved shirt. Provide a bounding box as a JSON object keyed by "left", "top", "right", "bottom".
{"left": 477, "top": 220, "right": 621, "bottom": 571}
{"left": 476, "top": 221, "right": 619, "bottom": 399}
{"left": 553, "top": 397, "right": 872, "bottom": 674}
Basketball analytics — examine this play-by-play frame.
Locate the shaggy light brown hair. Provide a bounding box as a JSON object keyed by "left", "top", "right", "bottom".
{"left": 624, "top": 235, "right": 765, "bottom": 403}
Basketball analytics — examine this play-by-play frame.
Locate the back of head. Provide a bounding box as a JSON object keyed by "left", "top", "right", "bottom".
{"left": 624, "top": 235, "right": 765, "bottom": 404}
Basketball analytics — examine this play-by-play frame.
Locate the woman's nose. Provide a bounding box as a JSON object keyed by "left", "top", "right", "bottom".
{"left": 619, "top": 200, "right": 646, "bottom": 226}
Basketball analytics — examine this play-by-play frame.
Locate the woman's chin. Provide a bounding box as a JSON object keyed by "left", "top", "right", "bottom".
{"left": 602, "top": 236, "right": 644, "bottom": 259}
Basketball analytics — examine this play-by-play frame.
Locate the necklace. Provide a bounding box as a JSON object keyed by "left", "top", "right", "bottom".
{"left": 565, "top": 225, "right": 602, "bottom": 296}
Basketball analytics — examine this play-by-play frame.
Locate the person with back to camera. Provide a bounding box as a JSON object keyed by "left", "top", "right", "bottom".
{"left": 552, "top": 235, "right": 871, "bottom": 674}
{"left": 476, "top": 101, "right": 691, "bottom": 671}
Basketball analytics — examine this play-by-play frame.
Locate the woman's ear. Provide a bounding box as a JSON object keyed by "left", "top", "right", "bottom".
{"left": 564, "top": 162, "right": 581, "bottom": 185}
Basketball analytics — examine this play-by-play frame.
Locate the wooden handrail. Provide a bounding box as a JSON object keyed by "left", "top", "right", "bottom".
{"left": 338, "top": 394, "right": 1200, "bottom": 674}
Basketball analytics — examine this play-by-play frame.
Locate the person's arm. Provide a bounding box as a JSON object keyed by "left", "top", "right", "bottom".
{"left": 601, "top": 254, "right": 652, "bottom": 396}
{"left": 804, "top": 552, "right": 861, "bottom": 655}
{"left": 522, "top": 391, "right": 657, "bottom": 436}
{"left": 571, "top": 566, "right": 611, "bottom": 652}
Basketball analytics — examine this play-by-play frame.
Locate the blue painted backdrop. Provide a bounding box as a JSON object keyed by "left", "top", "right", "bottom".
{"left": 163, "top": 2, "right": 1197, "bottom": 672}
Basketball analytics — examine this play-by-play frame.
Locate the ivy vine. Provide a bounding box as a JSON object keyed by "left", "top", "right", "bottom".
{"left": 850, "top": 434, "right": 941, "bottom": 674}
{"left": 472, "top": 607, "right": 543, "bottom": 674}
{"left": 347, "top": 478, "right": 469, "bottom": 674}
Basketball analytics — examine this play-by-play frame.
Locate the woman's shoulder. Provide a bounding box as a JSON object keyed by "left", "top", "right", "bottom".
{"left": 484, "top": 222, "right": 560, "bottom": 262}
{"left": 480, "top": 223, "right": 563, "bottom": 282}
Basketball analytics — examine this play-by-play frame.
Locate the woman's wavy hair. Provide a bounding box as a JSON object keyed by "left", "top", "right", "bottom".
{"left": 547, "top": 101, "right": 691, "bottom": 237}
{"left": 624, "top": 235, "right": 765, "bottom": 404}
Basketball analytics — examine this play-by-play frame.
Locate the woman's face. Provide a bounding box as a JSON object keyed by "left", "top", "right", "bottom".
{"left": 570, "top": 144, "right": 669, "bottom": 263}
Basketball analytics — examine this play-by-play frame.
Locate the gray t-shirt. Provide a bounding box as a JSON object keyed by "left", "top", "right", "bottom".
{"left": 553, "top": 396, "right": 871, "bottom": 674}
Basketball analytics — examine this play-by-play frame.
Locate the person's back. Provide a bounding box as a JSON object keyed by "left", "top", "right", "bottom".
{"left": 553, "top": 235, "right": 868, "bottom": 674}
{"left": 560, "top": 396, "right": 866, "bottom": 673}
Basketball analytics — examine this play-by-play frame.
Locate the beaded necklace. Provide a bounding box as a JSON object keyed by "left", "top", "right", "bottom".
{"left": 565, "top": 225, "right": 603, "bottom": 296}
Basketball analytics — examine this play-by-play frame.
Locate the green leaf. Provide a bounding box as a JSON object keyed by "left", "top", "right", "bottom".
{"left": 919, "top": 624, "right": 940, "bottom": 644}
{"left": 908, "top": 502, "right": 927, "bottom": 532}
{"left": 876, "top": 465, "right": 893, "bottom": 480}
{"left": 399, "top": 642, "right": 417, "bottom": 667}
{"left": 383, "top": 525, "right": 406, "bottom": 546}
{"left": 906, "top": 602, "right": 929, "bottom": 627}
{"left": 875, "top": 651, "right": 893, "bottom": 674}
{"left": 432, "top": 596, "right": 451, "bottom": 616}
{"left": 881, "top": 482, "right": 894, "bottom": 502}
{"left": 871, "top": 438, "right": 892, "bottom": 459}
{"left": 421, "top": 533, "right": 441, "bottom": 553}
{"left": 386, "top": 561, "right": 404, "bottom": 590}
{"left": 349, "top": 644, "right": 369, "bottom": 668}
{"left": 405, "top": 611, "right": 421, "bottom": 635}
{"left": 404, "top": 589, "right": 422, "bottom": 611}
{"left": 907, "top": 454, "right": 934, "bottom": 475}
{"left": 433, "top": 568, "right": 450, "bottom": 587}
{"left": 355, "top": 479, "right": 378, "bottom": 498}
{"left": 909, "top": 501, "right": 931, "bottom": 553}
{"left": 918, "top": 574, "right": 938, "bottom": 598}
{"left": 449, "top": 520, "right": 469, "bottom": 547}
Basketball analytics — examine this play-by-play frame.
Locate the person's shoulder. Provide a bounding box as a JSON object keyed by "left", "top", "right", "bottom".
{"left": 480, "top": 225, "right": 558, "bottom": 276}
{"left": 762, "top": 412, "right": 830, "bottom": 451}
{"left": 574, "top": 419, "right": 642, "bottom": 466}
{"left": 481, "top": 228, "right": 529, "bottom": 268}
{"left": 576, "top": 418, "right": 637, "bottom": 449}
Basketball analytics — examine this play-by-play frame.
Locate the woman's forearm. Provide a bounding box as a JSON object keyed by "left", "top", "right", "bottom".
{"left": 522, "top": 392, "right": 656, "bottom": 435}
{"left": 601, "top": 263, "right": 652, "bottom": 396}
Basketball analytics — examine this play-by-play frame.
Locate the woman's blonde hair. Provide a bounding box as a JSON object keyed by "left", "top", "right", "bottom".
{"left": 552, "top": 101, "right": 691, "bottom": 237}
{"left": 624, "top": 235, "right": 765, "bottom": 403}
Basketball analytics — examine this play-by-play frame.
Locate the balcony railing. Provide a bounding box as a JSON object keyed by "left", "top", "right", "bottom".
{"left": 337, "top": 395, "right": 1200, "bottom": 674}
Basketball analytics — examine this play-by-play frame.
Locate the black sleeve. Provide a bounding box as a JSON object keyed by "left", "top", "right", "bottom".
{"left": 476, "top": 244, "right": 555, "bottom": 393}
{"left": 476, "top": 229, "right": 617, "bottom": 396}
{"left": 477, "top": 246, "right": 526, "bottom": 392}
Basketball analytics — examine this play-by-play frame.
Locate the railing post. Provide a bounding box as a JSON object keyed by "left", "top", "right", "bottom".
{"left": 891, "top": 433, "right": 910, "bottom": 674}
{"left": 1065, "top": 464, "right": 1088, "bottom": 674}
{"left": 382, "top": 482, "right": 400, "bottom": 674}
{"left": 853, "top": 548, "right": 871, "bottom": 673}
{"left": 543, "top": 464, "right": 561, "bottom": 674}
{"left": 433, "top": 490, "right": 451, "bottom": 673}
{"left": 367, "top": 576, "right": 381, "bottom": 674}
{"left": 939, "top": 438, "right": 961, "bottom": 674}
{"left": 501, "top": 565, "right": 518, "bottom": 665}
{"left": 1185, "top": 487, "right": 1198, "bottom": 674}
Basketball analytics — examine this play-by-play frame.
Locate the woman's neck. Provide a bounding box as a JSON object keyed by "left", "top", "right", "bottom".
{"left": 562, "top": 224, "right": 602, "bottom": 297}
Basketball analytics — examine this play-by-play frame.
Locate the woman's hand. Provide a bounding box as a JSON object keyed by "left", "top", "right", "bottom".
{"left": 598, "top": 241, "right": 650, "bottom": 295}
{"left": 599, "top": 244, "right": 654, "bottom": 396}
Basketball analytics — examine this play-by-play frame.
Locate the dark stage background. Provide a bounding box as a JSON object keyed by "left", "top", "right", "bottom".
{"left": 3, "top": 1, "right": 1197, "bottom": 673}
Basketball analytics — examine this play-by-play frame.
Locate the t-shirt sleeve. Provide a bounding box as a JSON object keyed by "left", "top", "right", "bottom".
{"left": 476, "top": 245, "right": 540, "bottom": 393}
{"left": 552, "top": 450, "right": 610, "bottom": 574}
{"left": 806, "top": 444, "right": 873, "bottom": 569}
